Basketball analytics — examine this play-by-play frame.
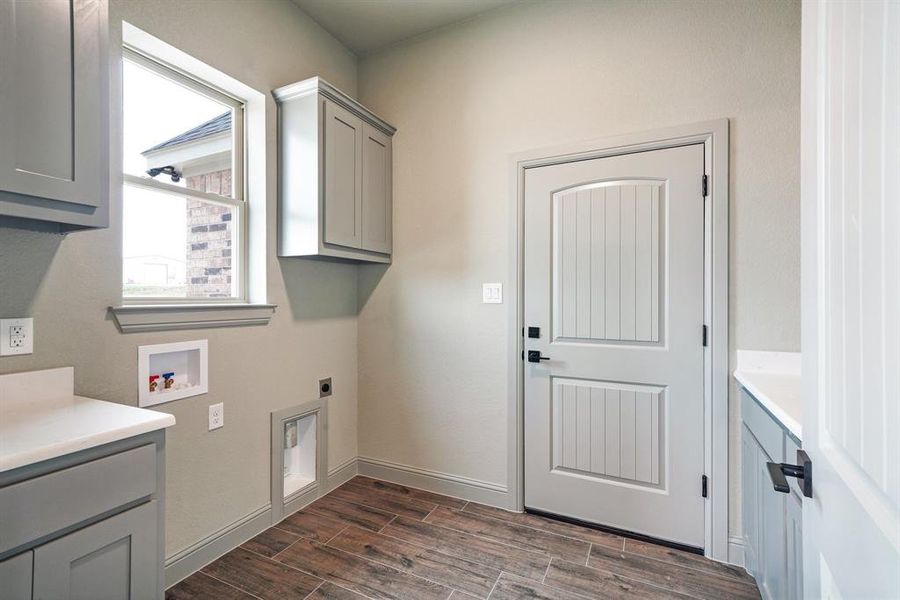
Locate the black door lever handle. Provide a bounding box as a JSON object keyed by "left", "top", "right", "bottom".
{"left": 766, "top": 461, "right": 792, "bottom": 493}
{"left": 766, "top": 449, "right": 812, "bottom": 498}
{"left": 527, "top": 350, "right": 550, "bottom": 363}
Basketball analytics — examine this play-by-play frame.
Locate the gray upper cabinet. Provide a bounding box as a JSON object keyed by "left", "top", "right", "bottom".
{"left": 0, "top": 0, "right": 109, "bottom": 232}
{"left": 324, "top": 100, "right": 364, "bottom": 249}
{"left": 361, "top": 124, "right": 392, "bottom": 254}
{"left": 274, "top": 77, "right": 395, "bottom": 263}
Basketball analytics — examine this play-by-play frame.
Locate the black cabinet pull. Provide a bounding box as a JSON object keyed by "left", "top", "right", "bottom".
{"left": 766, "top": 449, "right": 813, "bottom": 498}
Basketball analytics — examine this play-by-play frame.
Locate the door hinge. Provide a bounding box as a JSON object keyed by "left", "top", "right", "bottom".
{"left": 702, "top": 174, "right": 709, "bottom": 197}
{"left": 702, "top": 325, "right": 708, "bottom": 347}
{"left": 701, "top": 474, "right": 708, "bottom": 498}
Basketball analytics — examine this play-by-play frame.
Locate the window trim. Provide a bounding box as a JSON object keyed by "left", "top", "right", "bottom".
{"left": 121, "top": 46, "right": 249, "bottom": 305}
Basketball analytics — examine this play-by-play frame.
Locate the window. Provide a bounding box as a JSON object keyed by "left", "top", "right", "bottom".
{"left": 122, "top": 48, "right": 246, "bottom": 302}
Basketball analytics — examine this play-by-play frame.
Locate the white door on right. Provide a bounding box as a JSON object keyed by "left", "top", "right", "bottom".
{"left": 523, "top": 143, "right": 706, "bottom": 548}
{"left": 802, "top": 1, "right": 900, "bottom": 598}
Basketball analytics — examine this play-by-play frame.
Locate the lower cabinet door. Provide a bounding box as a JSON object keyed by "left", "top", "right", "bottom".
{"left": 786, "top": 490, "right": 803, "bottom": 600}
{"left": 760, "top": 449, "right": 786, "bottom": 600}
{"left": 741, "top": 425, "right": 760, "bottom": 576}
{"left": 32, "top": 501, "right": 158, "bottom": 600}
{"left": 0, "top": 551, "right": 33, "bottom": 600}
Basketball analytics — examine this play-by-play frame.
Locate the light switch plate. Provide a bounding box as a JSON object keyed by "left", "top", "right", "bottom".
{"left": 482, "top": 283, "right": 502, "bottom": 304}
{"left": 1, "top": 318, "right": 33, "bottom": 356}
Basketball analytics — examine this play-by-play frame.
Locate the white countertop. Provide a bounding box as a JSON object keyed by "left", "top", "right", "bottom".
{"left": 0, "top": 367, "right": 176, "bottom": 473}
{"left": 733, "top": 350, "right": 802, "bottom": 441}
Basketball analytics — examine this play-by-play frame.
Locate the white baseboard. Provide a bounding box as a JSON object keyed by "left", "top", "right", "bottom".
{"left": 165, "top": 503, "right": 272, "bottom": 588}
{"left": 326, "top": 456, "right": 359, "bottom": 492}
{"left": 356, "top": 456, "right": 509, "bottom": 507}
{"left": 728, "top": 535, "right": 747, "bottom": 568}
{"left": 164, "top": 461, "right": 358, "bottom": 588}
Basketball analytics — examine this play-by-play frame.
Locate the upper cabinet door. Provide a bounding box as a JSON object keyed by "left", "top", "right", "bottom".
{"left": 323, "top": 98, "right": 363, "bottom": 249}
{"left": 0, "top": 0, "right": 108, "bottom": 217}
{"left": 361, "top": 123, "right": 392, "bottom": 254}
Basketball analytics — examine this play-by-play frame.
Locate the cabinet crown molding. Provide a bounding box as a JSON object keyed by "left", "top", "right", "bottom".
{"left": 272, "top": 76, "right": 396, "bottom": 136}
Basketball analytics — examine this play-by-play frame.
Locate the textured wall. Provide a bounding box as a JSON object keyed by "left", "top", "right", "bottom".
{"left": 357, "top": 0, "right": 801, "bottom": 538}
{"left": 0, "top": 0, "right": 358, "bottom": 557}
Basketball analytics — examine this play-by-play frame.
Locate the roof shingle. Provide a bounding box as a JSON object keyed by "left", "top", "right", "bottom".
{"left": 141, "top": 111, "right": 231, "bottom": 154}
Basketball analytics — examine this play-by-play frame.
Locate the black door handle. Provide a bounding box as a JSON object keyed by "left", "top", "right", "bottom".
{"left": 766, "top": 449, "right": 812, "bottom": 498}
{"left": 527, "top": 350, "right": 550, "bottom": 363}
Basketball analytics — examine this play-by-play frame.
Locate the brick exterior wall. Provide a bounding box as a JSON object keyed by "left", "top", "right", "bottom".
{"left": 185, "top": 169, "right": 233, "bottom": 297}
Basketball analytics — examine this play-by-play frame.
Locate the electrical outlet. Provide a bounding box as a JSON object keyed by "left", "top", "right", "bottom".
{"left": 1, "top": 318, "right": 33, "bottom": 356}
{"left": 208, "top": 402, "right": 224, "bottom": 430}
{"left": 319, "top": 377, "right": 332, "bottom": 398}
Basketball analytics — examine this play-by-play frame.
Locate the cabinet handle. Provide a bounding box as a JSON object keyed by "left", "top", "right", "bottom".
{"left": 766, "top": 449, "right": 813, "bottom": 498}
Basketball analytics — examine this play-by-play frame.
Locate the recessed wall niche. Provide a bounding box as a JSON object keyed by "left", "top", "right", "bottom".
{"left": 270, "top": 399, "right": 327, "bottom": 522}
{"left": 137, "top": 340, "right": 208, "bottom": 407}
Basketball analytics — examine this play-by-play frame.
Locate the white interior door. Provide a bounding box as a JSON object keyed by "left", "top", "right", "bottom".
{"left": 801, "top": 1, "right": 900, "bottom": 597}
{"left": 523, "top": 144, "right": 706, "bottom": 548}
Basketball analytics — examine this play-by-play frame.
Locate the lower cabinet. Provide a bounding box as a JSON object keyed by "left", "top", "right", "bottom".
{"left": 0, "top": 432, "right": 166, "bottom": 600}
{"left": 785, "top": 489, "right": 804, "bottom": 600}
{"left": 0, "top": 551, "right": 33, "bottom": 600}
{"left": 741, "top": 390, "right": 803, "bottom": 600}
{"left": 32, "top": 501, "right": 158, "bottom": 600}
{"left": 784, "top": 437, "right": 804, "bottom": 600}
{"left": 759, "top": 443, "right": 786, "bottom": 600}
{"left": 741, "top": 425, "right": 760, "bottom": 575}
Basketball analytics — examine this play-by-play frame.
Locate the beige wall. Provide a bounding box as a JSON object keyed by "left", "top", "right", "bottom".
{"left": 357, "top": 0, "right": 801, "bottom": 537}
{"left": 0, "top": 0, "right": 359, "bottom": 556}
{"left": 0, "top": 0, "right": 801, "bottom": 558}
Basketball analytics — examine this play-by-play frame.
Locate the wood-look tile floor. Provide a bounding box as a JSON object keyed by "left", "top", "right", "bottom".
{"left": 167, "top": 477, "right": 760, "bottom": 600}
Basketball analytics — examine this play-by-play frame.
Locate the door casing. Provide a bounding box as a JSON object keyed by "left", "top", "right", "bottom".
{"left": 507, "top": 119, "right": 730, "bottom": 562}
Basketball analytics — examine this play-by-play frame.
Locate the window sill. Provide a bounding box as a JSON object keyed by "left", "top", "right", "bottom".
{"left": 109, "top": 303, "right": 276, "bottom": 333}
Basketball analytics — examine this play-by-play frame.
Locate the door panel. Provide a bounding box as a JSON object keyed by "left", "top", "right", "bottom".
{"left": 802, "top": 1, "right": 900, "bottom": 597}
{"left": 524, "top": 144, "right": 705, "bottom": 547}
{"left": 323, "top": 99, "right": 362, "bottom": 249}
{"left": 760, "top": 443, "right": 786, "bottom": 600}
{"left": 0, "top": 551, "right": 32, "bottom": 600}
{"left": 11, "top": 0, "right": 73, "bottom": 182}
{"left": 361, "top": 123, "right": 392, "bottom": 254}
{"left": 786, "top": 490, "right": 803, "bottom": 600}
{"left": 0, "top": 0, "right": 106, "bottom": 208}
{"left": 552, "top": 379, "right": 663, "bottom": 486}
{"left": 32, "top": 501, "right": 158, "bottom": 600}
{"left": 553, "top": 182, "right": 662, "bottom": 343}
{"left": 742, "top": 425, "right": 760, "bottom": 575}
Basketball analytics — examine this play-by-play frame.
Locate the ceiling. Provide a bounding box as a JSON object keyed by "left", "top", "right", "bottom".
{"left": 291, "top": 0, "right": 521, "bottom": 56}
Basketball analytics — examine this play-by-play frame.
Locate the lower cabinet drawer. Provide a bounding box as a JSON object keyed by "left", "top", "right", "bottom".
{"left": 0, "top": 444, "right": 156, "bottom": 554}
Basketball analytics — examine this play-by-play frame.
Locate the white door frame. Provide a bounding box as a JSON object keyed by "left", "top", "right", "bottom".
{"left": 507, "top": 119, "right": 730, "bottom": 561}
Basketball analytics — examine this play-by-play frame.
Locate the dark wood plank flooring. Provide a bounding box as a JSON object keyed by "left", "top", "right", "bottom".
{"left": 166, "top": 476, "right": 759, "bottom": 599}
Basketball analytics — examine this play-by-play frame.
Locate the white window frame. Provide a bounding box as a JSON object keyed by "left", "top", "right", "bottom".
{"left": 121, "top": 46, "right": 249, "bottom": 305}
